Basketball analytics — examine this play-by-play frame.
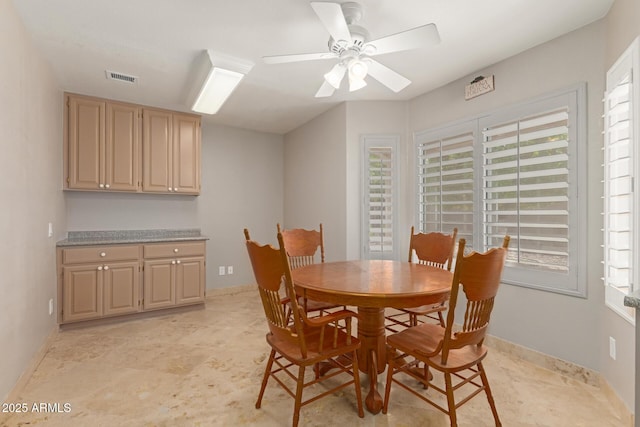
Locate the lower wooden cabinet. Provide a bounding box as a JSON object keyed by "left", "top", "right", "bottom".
{"left": 57, "top": 241, "right": 205, "bottom": 324}
{"left": 143, "top": 242, "right": 206, "bottom": 310}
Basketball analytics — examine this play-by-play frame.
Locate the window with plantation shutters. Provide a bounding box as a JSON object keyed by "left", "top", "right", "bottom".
{"left": 362, "top": 136, "right": 398, "bottom": 260}
{"left": 603, "top": 37, "right": 639, "bottom": 323}
{"left": 482, "top": 108, "right": 570, "bottom": 272}
{"left": 414, "top": 84, "right": 586, "bottom": 296}
{"left": 416, "top": 125, "right": 475, "bottom": 247}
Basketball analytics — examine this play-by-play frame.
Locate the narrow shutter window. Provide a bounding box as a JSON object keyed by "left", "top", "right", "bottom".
{"left": 603, "top": 37, "right": 638, "bottom": 323}
{"left": 604, "top": 73, "right": 632, "bottom": 295}
{"left": 363, "top": 136, "right": 398, "bottom": 260}
{"left": 482, "top": 108, "right": 570, "bottom": 272}
{"left": 417, "top": 130, "right": 475, "bottom": 247}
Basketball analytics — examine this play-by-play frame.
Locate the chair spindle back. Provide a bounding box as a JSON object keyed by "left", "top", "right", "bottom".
{"left": 441, "top": 236, "right": 510, "bottom": 364}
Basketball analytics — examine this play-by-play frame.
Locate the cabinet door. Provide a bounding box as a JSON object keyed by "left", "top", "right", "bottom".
{"left": 67, "top": 96, "right": 105, "bottom": 190}
{"left": 105, "top": 102, "right": 140, "bottom": 191}
{"left": 143, "top": 259, "right": 175, "bottom": 310}
{"left": 175, "top": 257, "right": 205, "bottom": 305}
{"left": 172, "top": 114, "right": 201, "bottom": 194}
{"left": 142, "top": 109, "right": 173, "bottom": 193}
{"left": 103, "top": 261, "right": 140, "bottom": 316}
{"left": 62, "top": 264, "right": 103, "bottom": 322}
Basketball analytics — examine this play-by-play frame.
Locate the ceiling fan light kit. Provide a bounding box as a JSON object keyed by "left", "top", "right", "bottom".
{"left": 263, "top": 1, "right": 440, "bottom": 98}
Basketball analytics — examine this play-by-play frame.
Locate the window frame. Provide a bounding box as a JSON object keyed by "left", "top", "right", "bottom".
{"left": 414, "top": 84, "right": 587, "bottom": 297}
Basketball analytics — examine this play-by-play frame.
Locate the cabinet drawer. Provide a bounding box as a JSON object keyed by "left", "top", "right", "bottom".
{"left": 144, "top": 241, "right": 205, "bottom": 259}
{"left": 63, "top": 245, "right": 140, "bottom": 264}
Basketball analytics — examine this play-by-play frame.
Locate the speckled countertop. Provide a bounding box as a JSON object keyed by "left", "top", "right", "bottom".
{"left": 56, "top": 229, "right": 207, "bottom": 247}
{"left": 623, "top": 290, "right": 640, "bottom": 309}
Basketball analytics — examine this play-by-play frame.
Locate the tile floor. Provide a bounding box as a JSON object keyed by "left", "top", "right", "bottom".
{"left": 0, "top": 288, "right": 629, "bottom": 426}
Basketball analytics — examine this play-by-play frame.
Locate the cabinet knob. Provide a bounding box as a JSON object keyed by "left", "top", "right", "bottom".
{"left": 173, "top": 248, "right": 179, "bottom": 253}
{"left": 168, "top": 187, "right": 173, "bottom": 191}
{"left": 100, "top": 252, "right": 106, "bottom": 257}
{"left": 97, "top": 266, "right": 103, "bottom": 271}
{"left": 99, "top": 184, "right": 105, "bottom": 188}
{"left": 105, "top": 184, "right": 110, "bottom": 189}
{"left": 176, "top": 260, "right": 181, "bottom": 264}
{"left": 171, "top": 260, "right": 176, "bottom": 265}
{"left": 103, "top": 265, "right": 109, "bottom": 270}
{"left": 174, "top": 188, "right": 179, "bottom": 192}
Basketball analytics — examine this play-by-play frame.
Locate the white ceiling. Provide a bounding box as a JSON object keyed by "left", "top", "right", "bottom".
{"left": 13, "top": 0, "right": 613, "bottom": 134}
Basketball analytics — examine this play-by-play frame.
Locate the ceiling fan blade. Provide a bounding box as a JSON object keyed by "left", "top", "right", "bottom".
{"left": 366, "top": 59, "right": 411, "bottom": 93}
{"left": 263, "top": 52, "right": 334, "bottom": 64}
{"left": 315, "top": 80, "right": 336, "bottom": 98}
{"left": 366, "top": 23, "right": 440, "bottom": 56}
{"left": 310, "top": 2, "right": 352, "bottom": 44}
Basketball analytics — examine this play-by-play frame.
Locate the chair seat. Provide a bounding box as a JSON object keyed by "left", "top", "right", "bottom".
{"left": 403, "top": 303, "right": 446, "bottom": 315}
{"left": 297, "top": 296, "right": 342, "bottom": 313}
{"left": 387, "top": 323, "right": 489, "bottom": 373}
{"left": 267, "top": 325, "right": 360, "bottom": 366}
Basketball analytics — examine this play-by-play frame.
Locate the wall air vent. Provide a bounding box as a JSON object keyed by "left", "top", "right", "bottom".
{"left": 105, "top": 70, "right": 138, "bottom": 84}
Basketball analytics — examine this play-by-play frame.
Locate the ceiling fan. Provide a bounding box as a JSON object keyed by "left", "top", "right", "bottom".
{"left": 263, "top": 1, "right": 440, "bottom": 98}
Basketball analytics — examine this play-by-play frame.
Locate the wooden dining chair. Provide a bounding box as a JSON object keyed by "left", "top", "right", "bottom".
{"left": 385, "top": 226, "right": 458, "bottom": 332}
{"left": 277, "top": 223, "right": 345, "bottom": 316}
{"left": 383, "top": 236, "right": 510, "bottom": 427}
{"left": 244, "top": 229, "right": 364, "bottom": 427}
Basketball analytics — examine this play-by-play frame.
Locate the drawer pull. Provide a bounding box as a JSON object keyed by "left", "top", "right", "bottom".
{"left": 171, "top": 260, "right": 176, "bottom": 265}
{"left": 100, "top": 252, "right": 106, "bottom": 257}
{"left": 173, "top": 248, "right": 179, "bottom": 253}
{"left": 97, "top": 266, "right": 103, "bottom": 271}
{"left": 103, "top": 265, "right": 109, "bottom": 270}
{"left": 176, "top": 260, "right": 181, "bottom": 264}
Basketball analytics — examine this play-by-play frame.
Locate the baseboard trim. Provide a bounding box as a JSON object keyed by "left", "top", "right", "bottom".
{"left": 205, "top": 284, "right": 255, "bottom": 298}
{"left": 484, "top": 334, "right": 634, "bottom": 425}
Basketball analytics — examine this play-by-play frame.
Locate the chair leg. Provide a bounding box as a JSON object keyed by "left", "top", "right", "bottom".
{"left": 256, "top": 349, "right": 276, "bottom": 409}
{"left": 478, "top": 362, "right": 502, "bottom": 426}
{"left": 351, "top": 350, "right": 364, "bottom": 418}
{"left": 382, "top": 351, "right": 395, "bottom": 414}
{"left": 292, "top": 365, "right": 306, "bottom": 427}
{"left": 444, "top": 372, "right": 458, "bottom": 427}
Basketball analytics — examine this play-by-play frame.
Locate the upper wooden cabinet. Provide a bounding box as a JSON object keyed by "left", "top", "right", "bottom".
{"left": 65, "top": 94, "right": 140, "bottom": 192}
{"left": 64, "top": 93, "right": 200, "bottom": 195}
{"left": 142, "top": 108, "right": 201, "bottom": 195}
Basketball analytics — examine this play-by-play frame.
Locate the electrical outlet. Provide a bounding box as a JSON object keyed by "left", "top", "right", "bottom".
{"left": 218, "top": 266, "right": 226, "bottom": 276}
{"left": 227, "top": 266, "right": 233, "bottom": 275}
{"left": 609, "top": 336, "right": 616, "bottom": 360}
{"left": 48, "top": 299, "right": 54, "bottom": 315}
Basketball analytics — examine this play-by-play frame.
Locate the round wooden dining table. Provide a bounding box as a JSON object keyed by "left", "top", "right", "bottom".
{"left": 291, "top": 259, "right": 452, "bottom": 414}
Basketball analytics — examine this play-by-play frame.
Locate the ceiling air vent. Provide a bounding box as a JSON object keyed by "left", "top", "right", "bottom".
{"left": 105, "top": 70, "right": 138, "bottom": 84}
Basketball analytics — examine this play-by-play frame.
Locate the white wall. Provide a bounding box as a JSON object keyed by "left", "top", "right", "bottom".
{"left": 283, "top": 104, "right": 348, "bottom": 261}
{"left": 0, "top": 0, "right": 65, "bottom": 401}
{"left": 198, "top": 123, "right": 283, "bottom": 289}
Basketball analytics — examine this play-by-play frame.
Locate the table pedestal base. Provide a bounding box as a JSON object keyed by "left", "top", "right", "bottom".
{"left": 357, "top": 307, "right": 386, "bottom": 414}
